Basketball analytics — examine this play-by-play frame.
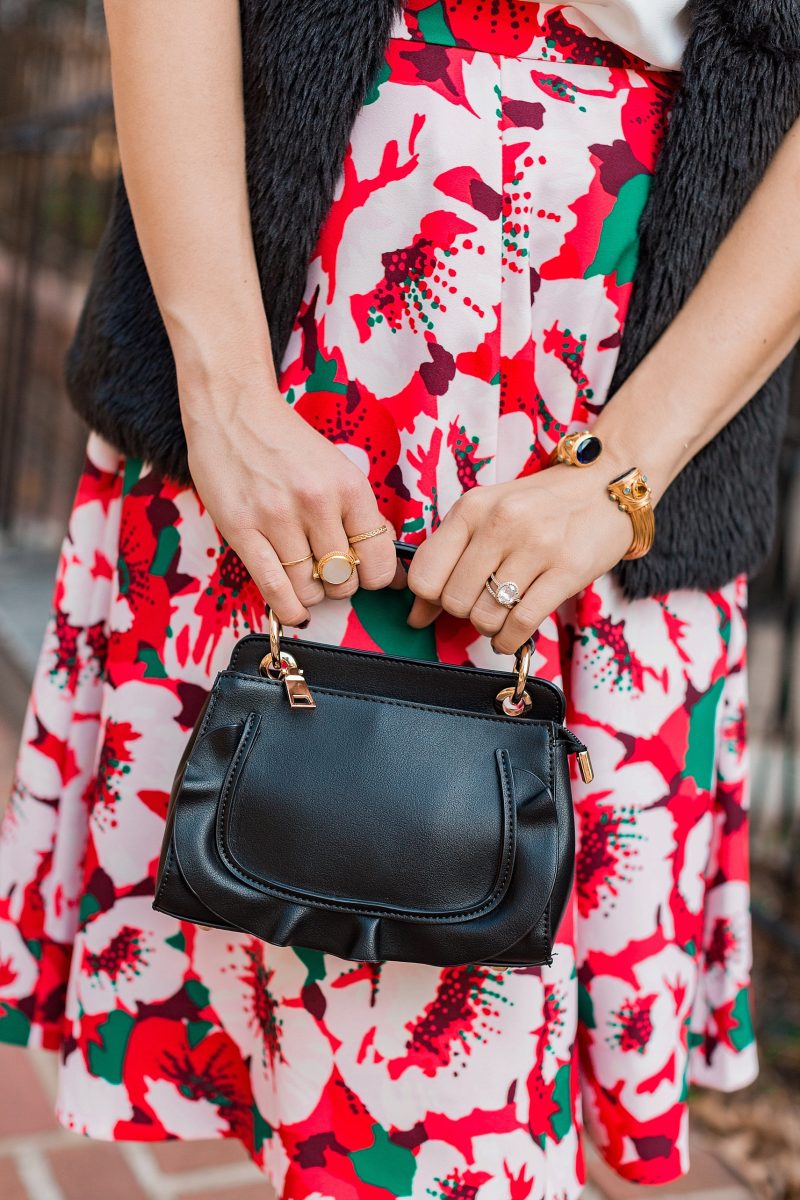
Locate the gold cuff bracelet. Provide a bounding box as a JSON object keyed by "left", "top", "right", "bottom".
{"left": 606, "top": 467, "right": 655, "bottom": 560}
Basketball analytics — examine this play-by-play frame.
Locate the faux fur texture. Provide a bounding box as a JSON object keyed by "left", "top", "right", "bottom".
{"left": 612, "top": 0, "right": 800, "bottom": 596}
{"left": 64, "top": 0, "right": 800, "bottom": 597}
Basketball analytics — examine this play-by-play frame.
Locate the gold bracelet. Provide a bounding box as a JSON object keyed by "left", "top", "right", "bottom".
{"left": 606, "top": 467, "right": 654, "bottom": 560}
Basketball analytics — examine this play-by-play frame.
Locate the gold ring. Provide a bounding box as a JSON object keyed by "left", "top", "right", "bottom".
{"left": 312, "top": 548, "right": 361, "bottom": 585}
{"left": 347, "top": 524, "right": 389, "bottom": 546}
{"left": 280, "top": 552, "right": 314, "bottom": 567}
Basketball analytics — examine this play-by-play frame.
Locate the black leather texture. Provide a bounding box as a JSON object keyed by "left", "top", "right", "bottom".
{"left": 154, "top": 629, "right": 583, "bottom": 968}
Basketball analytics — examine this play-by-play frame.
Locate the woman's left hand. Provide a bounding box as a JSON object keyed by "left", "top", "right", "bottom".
{"left": 406, "top": 464, "right": 635, "bottom": 654}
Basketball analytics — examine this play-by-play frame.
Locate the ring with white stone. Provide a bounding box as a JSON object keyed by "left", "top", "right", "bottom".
{"left": 485, "top": 574, "right": 521, "bottom": 609}
{"left": 312, "top": 548, "right": 361, "bottom": 585}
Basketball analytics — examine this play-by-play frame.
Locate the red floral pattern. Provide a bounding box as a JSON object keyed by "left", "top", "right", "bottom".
{"left": 0, "top": 6, "right": 756, "bottom": 1197}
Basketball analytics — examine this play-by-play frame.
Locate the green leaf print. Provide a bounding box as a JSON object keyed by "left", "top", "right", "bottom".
{"left": 185, "top": 979, "right": 211, "bottom": 1010}
{"left": 585, "top": 173, "right": 652, "bottom": 286}
{"left": 117, "top": 553, "right": 131, "bottom": 597}
{"left": 294, "top": 946, "right": 326, "bottom": 985}
{"left": 364, "top": 55, "right": 392, "bottom": 106}
{"left": 88, "top": 1010, "right": 136, "bottom": 1084}
{"left": 305, "top": 351, "right": 347, "bottom": 395}
{"left": 729, "top": 987, "right": 756, "bottom": 1052}
{"left": 252, "top": 1102, "right": 274, "bottom": 1154}
{"left": 137, "top": 645, "right": 168, "bottom": 679}
{"left": 350, "top": 1124, "right": 416, "bottom": 1195}
{"left": 150, "top": 526, "right": 180, "bottom": 577}
{"left": 578, "top": 981, "right": 596, "bottom": 1030}
{"left": 122, "top": 457, "right": 143, "bottom": 496}
{"left": 187, "top": 1019, "right": 215, "bottom": 1049}
{"left": 351, "top": 586, "right": 437, "bottom": 660}
{"left": 416, "top": 3, "right": 457, "bottom": 47}
{"left": 687, "top": 1029, "right": 704, "bottom": 1052}
{"left": 684, "top": 678, "right": 725, "bottom": 791}
{"left": 79, "top": 893, "right": 102, "bottom": 923}
{"left": 716, "top": 601, "right": 732, "bottom": 647}
{"left": 0, "top": 1003, "right": 31, "bottom": 1046}
{"left": 549, "top": 1063, "right": 573, "bottom": 1142}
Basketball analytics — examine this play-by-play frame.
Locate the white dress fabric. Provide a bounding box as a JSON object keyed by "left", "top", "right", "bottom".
{"left": 533, "top": 1, "right": 691, "bottom": 69}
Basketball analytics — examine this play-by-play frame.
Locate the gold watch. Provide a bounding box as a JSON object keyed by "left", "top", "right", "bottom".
{"left": 606, "top": 467, "right": 654, "bottom": 560}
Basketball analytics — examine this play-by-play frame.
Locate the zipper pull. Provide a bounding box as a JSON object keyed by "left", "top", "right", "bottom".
{"left": 561, "top": 728, "right": 594, "bottom": 784}
{"left": 576, "top": 749, "right": 594, "bottom": 784}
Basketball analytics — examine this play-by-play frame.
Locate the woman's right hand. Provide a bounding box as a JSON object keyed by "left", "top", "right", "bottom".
{"left": 183, "top": 378, "right": 398, "bottom": 627}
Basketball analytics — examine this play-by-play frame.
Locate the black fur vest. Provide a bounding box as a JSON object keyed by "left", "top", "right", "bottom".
{"left": 64, "top": 0, "right": 800, "bottom": 598}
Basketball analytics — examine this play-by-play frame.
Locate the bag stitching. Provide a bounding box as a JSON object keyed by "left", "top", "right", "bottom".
{"left": 546, "top": 732, "right": 555, "bottom": 953}
{"left": 154, "top": 842, "right": 175, "bottom": 907}
{"left": 215, "top": 719, "right": 519, "bottom": 921}
{"left": 154, "top": 689, "right": 221, "bottom": 910}
{"left": 154, "top": 686, "right": 220, "bottom": 907}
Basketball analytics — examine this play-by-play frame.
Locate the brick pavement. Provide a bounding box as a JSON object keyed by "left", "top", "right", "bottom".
{"left": 0, "top": 674, "right": 754, "bottom": 1200}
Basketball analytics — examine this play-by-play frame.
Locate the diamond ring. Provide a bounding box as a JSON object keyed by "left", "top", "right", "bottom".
{"left": 485, "top": 574, "right": 521, "bottom": 609}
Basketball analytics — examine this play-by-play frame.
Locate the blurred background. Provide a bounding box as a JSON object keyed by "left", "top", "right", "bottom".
{"left": 0, "top": 2, "right": 798, "bottom": 1199}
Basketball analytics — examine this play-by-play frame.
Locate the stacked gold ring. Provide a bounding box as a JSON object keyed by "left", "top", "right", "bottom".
{"left": 347, "top": 524, "right": 388, "bottom": 546}
{"left": 280, "top": 524, "right": 389, "bottom": 584}
{"left": 280, "top": 552, "right": 314, "bottom": 567}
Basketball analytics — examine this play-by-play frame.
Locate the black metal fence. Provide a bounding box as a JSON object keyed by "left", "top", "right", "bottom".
{"left": 0, "top": 3, "right": 114, "bottom": 541}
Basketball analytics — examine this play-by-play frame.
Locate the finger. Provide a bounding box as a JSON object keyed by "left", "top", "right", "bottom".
{"left": 270, "top": 536, "right": 325, "bottom": 609}
{"left": 234, "top": 530, "right": 309, "bottom": 627}
{"left": 469, "top": 552, "right": 541, "bottom": 637}
{"left": 407, "top": 597, "right": 442, "bottom": 628}
{"left": 343, "top": 498, "right": 397, "bottom": 592}
{"left": 407, "top": 508, "right": 471, "bottom": 603}
{"left": 437, "top": 531, "right": 508, "bottom": 621}
{"left": 308, "top": 516, "right": 360, "bottom": 600}
{"left": 491, "top": 568, "right": 568, "bottom": 655}
{"left": 389, "top": 558, "right": 408, "bottom": 590}
{"left": 284, "top": 559, "right": 326, "bottom": 608}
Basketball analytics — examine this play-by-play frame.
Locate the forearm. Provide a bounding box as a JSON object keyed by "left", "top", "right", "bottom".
{"left": 593, "top": 117, "right": 800, "bottom": 502}
{"left": 103, "top": 0, "right": 275, "bottom": 407}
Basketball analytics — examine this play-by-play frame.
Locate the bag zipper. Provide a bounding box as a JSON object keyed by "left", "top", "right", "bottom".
{"left": 560, "top": 727, "right": 594, "bottom": 784}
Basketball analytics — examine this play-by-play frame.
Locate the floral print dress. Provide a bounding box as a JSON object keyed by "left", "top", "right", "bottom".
{"left": 0, "top": 4, "right": 757, "bottom": 1198}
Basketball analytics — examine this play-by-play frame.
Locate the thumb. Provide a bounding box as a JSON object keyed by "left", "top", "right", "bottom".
{"left": 407, "top": 596, "right": 442, "bottom": 628}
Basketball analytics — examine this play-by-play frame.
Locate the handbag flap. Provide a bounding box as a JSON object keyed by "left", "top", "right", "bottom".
{"left": 217, "top": 688, "right": 516, "bottom": 918}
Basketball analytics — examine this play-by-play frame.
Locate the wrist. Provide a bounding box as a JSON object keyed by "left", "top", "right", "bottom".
{"left": 165, "top": 290, "right": 277, "bottom": 394}
{"left": 174, "top": 328, "right": 288, "bottom": 423}
{"left": 590, "top": 393, "right": 688, "bottom": 507}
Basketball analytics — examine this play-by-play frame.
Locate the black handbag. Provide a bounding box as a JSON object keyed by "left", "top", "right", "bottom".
{"left": 153, "top": 545, "right": 593, "bottom": 968}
